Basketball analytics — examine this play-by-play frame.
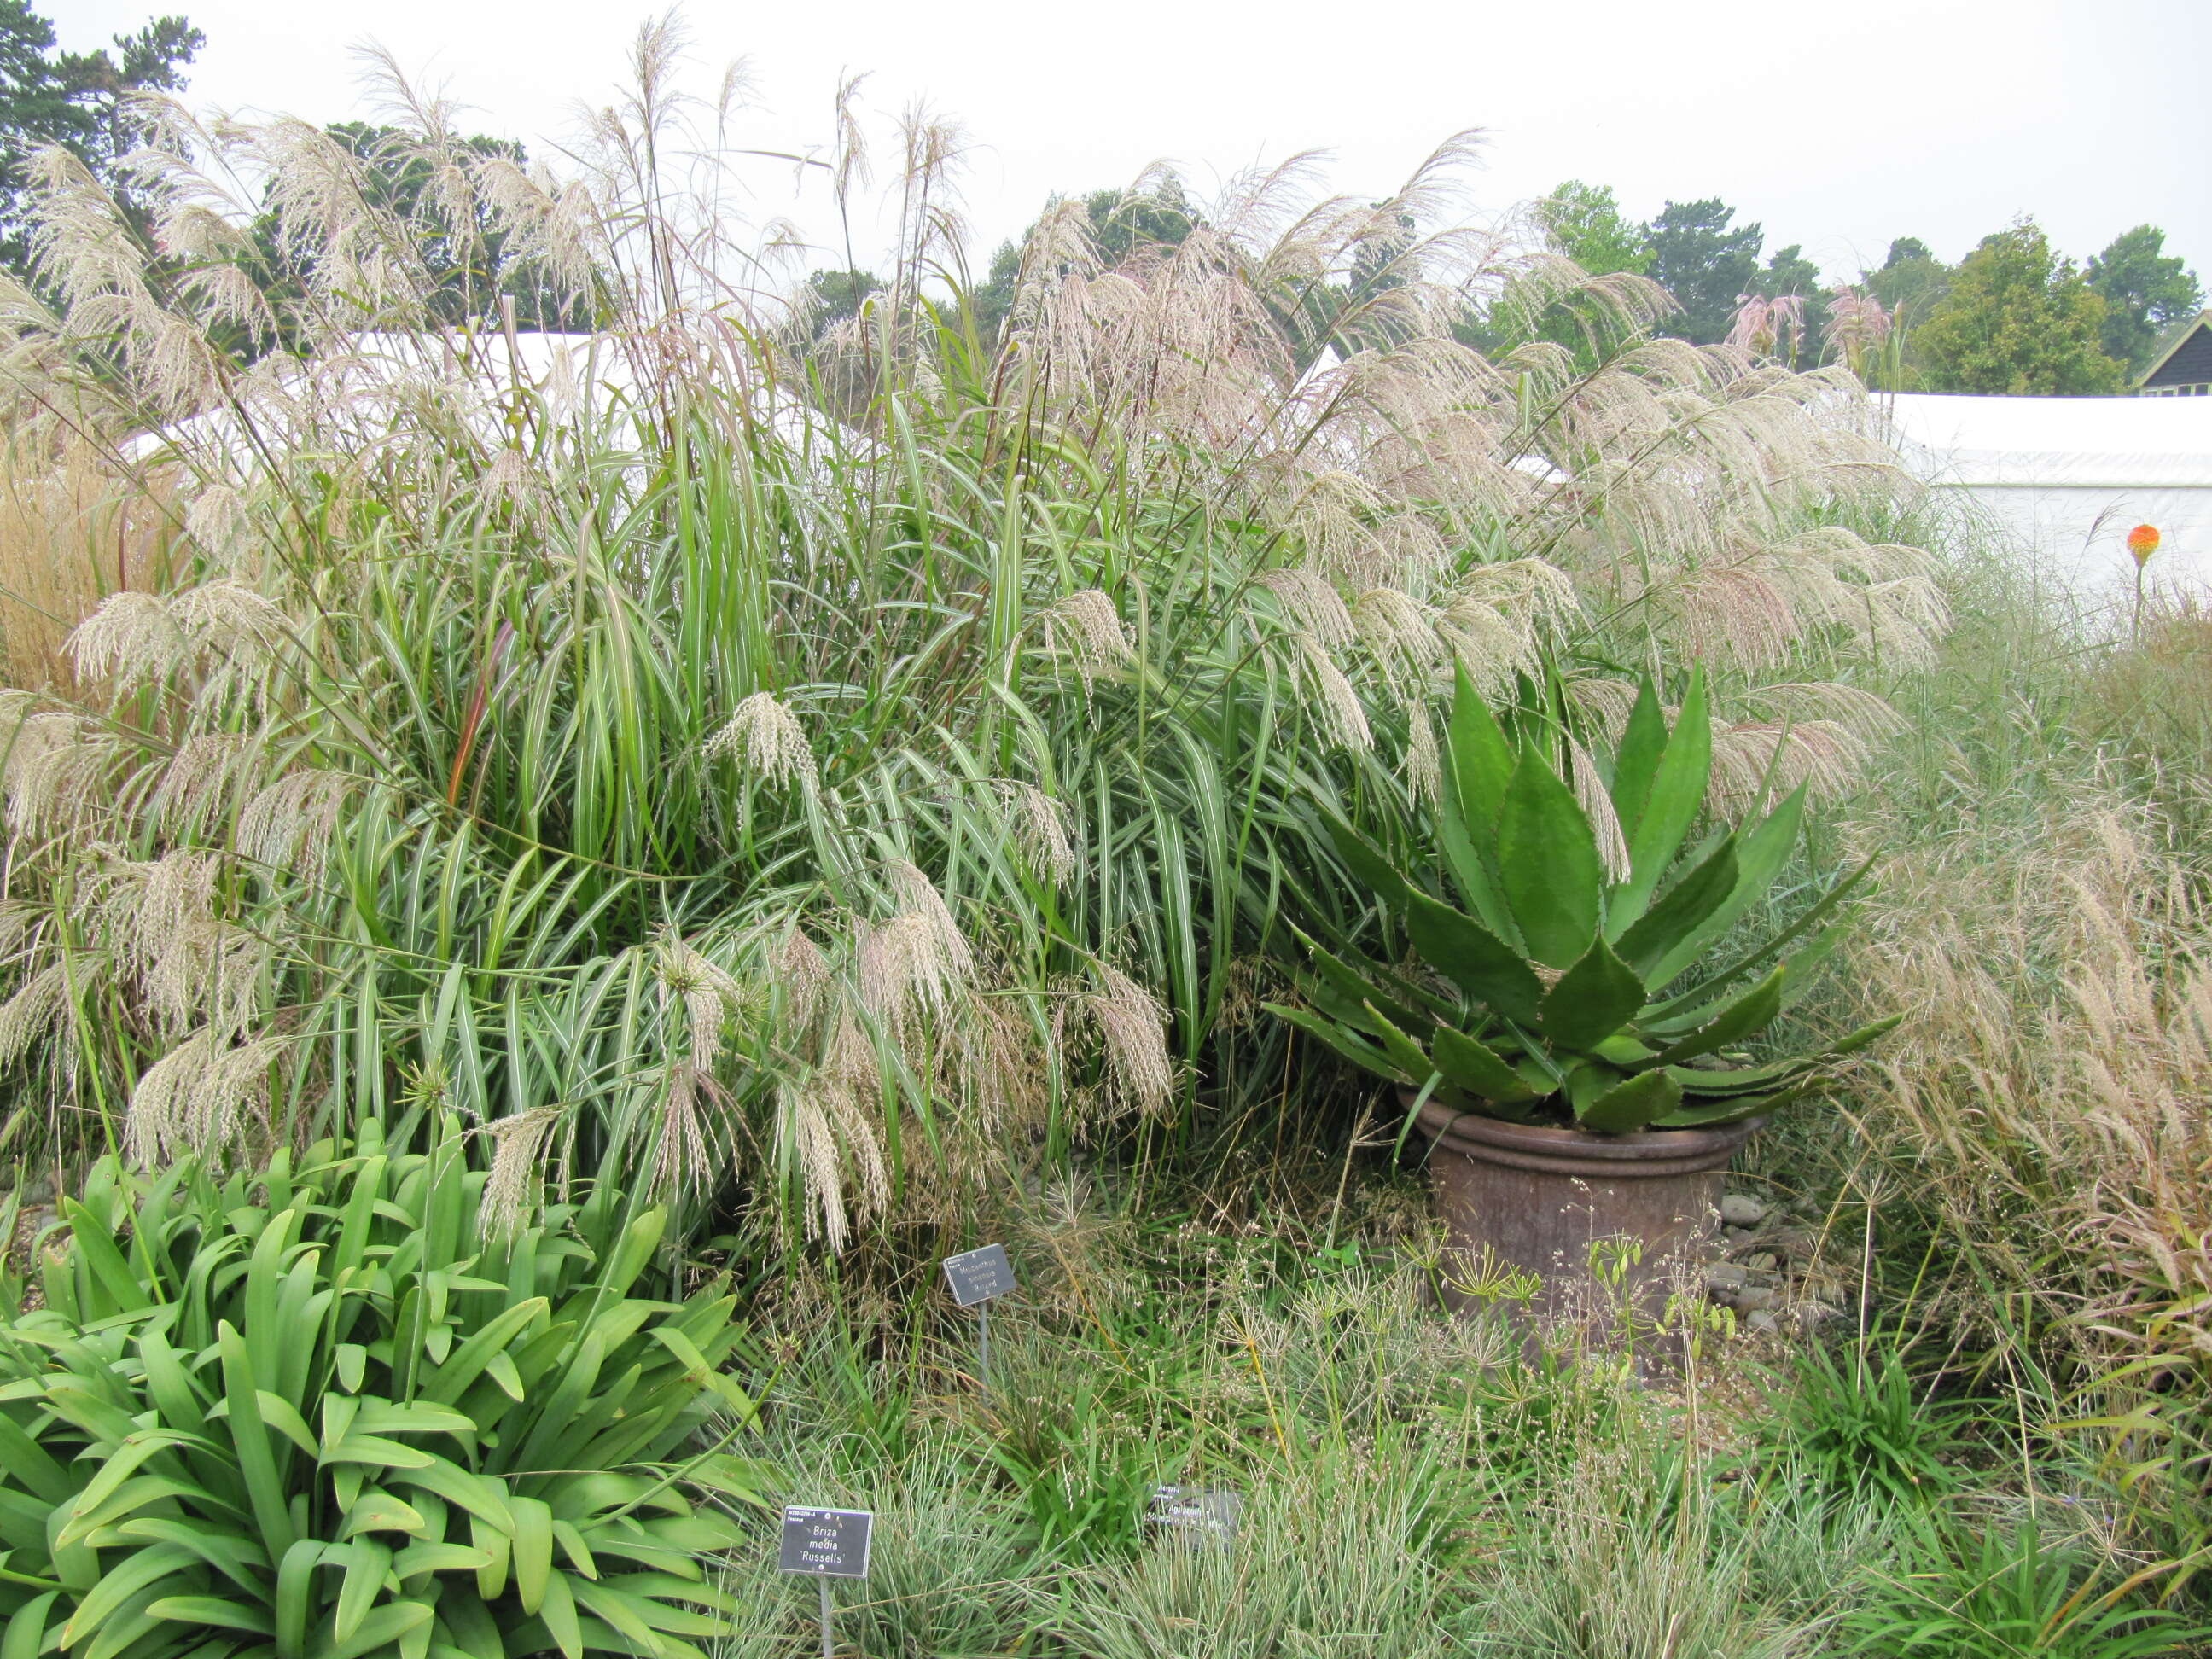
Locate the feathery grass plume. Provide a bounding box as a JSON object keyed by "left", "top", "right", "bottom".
{"left": 651, "top": 1062, "right": 720, "bottom": 1206}
{"left": 2, "top": 708, "right": 121, "bottom": 835}
{"left": 1434, "top": 592, "right": 1540, "bottom": 697}
{"left": 125, "top": 1027, "right": 287, "bottom": 1167}
{"left": 1564, "top": 675, "right": 1639, "bottom": 742}
{"left": 1294, "top": 633, "right": 1372, "bottom": 751}
{"left": 705, "top": 690, "right": 818, "bottom": 793}
{"left": 236, "top": 768, "right": 356, "bottom": 882}
{"left": 476, "top": 1104, "right": 564, "bottom": 1240}
{"left": 886, "top": 859, "right": 977, "bottom": 986}
{"left": 1041, "top": 589, "right": 1132, "bottom": 686}
{"left": 1568, "top": 738, "right": 1632, "bottom": 881}
{"left": 859, "top": 912, "right": 965, "bottom": 1034}
{"left": 783, "top": 1077, "right": 851, "bottom": 1250}
{"left": 1000, "top": 780, "right": 1077, "bottom": 883}
{"left": 773, "top": 923, "right": 832, "bottom": 1036}
{"left": 1353, "top": 586, "right": 1444, "bottom": 698}
{"left": 67, "top": 591, "right": 182, "bottom": 688}
{"left": 1258, "top": 567, "right": 1357, "bottom": 649}
{"left": 656, "top": 935, "right": 749, "bottom": 1072}
{"left": 1403, "top": 708, "right": 1441, "bottom": 808}
{"left": 0, "top": 963, "right": 69, "bottom": 1066}
{"left": 1711, "top": 719, "right": 1869, "bottom": 811}
{"left": 1086, "top": 964, "right": 1176, "bottom": 1116}
{"left": 1824, "top": 288, "right": 1891, "bottom": 374}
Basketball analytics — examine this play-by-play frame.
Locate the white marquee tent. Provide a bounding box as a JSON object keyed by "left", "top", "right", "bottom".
{"left": 1880, "top": 393, "right": 2212, "bottom": 596}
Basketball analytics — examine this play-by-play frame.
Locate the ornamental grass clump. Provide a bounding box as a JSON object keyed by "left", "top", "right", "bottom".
{"left": 0, "top": 25, "right": 1938, "bottom": 1242}
{"left": 1274, "top": 668, "right": 1898, "bottom": 1132}
{"left": 0, "top": 1115, "right": 762, "bottom": 1659}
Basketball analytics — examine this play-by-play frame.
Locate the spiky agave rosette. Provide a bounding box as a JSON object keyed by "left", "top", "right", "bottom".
{"left": 1271, "top": 668, "right": 1900, "bottom": 1134}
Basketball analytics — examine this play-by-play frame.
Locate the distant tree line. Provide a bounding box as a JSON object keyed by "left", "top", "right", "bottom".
{"left": 1530, "top": 179, "right": 2202, "bottom": 395}
{"left": 7, "top": 7, "right": 2197, "bottom": 400}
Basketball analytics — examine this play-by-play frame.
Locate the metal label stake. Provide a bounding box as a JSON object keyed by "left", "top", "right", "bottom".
{"left": 941, "top": 1243, "right": 1016, "bottom": 1389}
{"left": 777, "top": 1505, "right": 872, "bottom": 1656}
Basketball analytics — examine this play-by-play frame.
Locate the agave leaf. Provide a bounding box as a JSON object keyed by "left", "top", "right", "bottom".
{"left": 1437, "top": 785, "right": 1523, "bottom": 949}
{"left": 1319, "top": 812, "right": 1410, "bottom": 913}
{"left": 1297, "top": 934, "right": 1442, "bottom": 1033}
{"left": 1611, "top": 835, "right": 1738, "bottom": 968}
{"left": 1609, "top": 676, "right": 1667, "bottom": 840}
{"left": 1540, "top": 934, "right": 1648, "bottom": 1052}
{"left": 1432, "top": 1026, "right": 1541, "bottom": 1103}
{"left": 1447, "top": 665, "right": 1516, "bottom": 834}
{"left": 1574, "top": 1068, "right": 1683, "bottom": 1134}
{"left": 1359, "top": 1000, "right": 1451, "bottom": 1093}
{"left": 1614, "top": 667, "right": 1711, "bottom": 928}
{"left": 1496, "top": 744, "right": 1603, "bottom": 968}
{"left": 1653, "top": 1075, "right": 1825, "bottom": 1128}
{"left": 1644, "top": 784, "right": 1807, "bottom": 987}
{"left": 1648, "top": 846, "right": 1876, "bottom": 1021}
{"left": 1266, "top": 1003, "right": 1410, "bottom": 1086}
{"left": 1402, "top": 889, "right": 1546, "bottom": 1025}
{"left": 1651, "top": 963, "right": 1788, "bottom": 1066}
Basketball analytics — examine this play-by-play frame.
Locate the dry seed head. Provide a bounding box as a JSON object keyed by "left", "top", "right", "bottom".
{"left": 1258, "top": 567, "right": 1356, "bottom": 649}
{"left": 1002, "top": 780, "right": 1078, "bottom": 883}
{"left": 1044, "top": 589, "right": 1133, "bottom": 684}
{"left": 704, "top": 690, "right": 818, "bottom": 792}
{"left": 655, "top": 936, "right": 750, "bottom": 1072}
{"left": 1568, "top": 739, "right": 1632, "bottom": 882}
{"left": 773, "top": 923, "right": 831, "bottom": 1035}
{"left": 478, "top": 1105, "right": 563, "bottom": 1240}
{"left": 0, "top": 963, "right": 69, "bottom": 1067}
{"left": 1295, "top": 633, "right": 1372, "bottom": 751}
{"left": 1086, "top": 964, "right": 1176, "bottom": 1115}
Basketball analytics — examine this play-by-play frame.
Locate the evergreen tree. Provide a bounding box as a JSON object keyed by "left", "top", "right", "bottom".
{"left": 1643, "top": 197, "right": 1762, "bottom": 344}
{"left": 1916, "top": 221, "right": 2126, "bottom": 395}
{"left": 0, "top": 3, "right": 201, "bottom": 276}
{"left": 2085, "top": 224, "right": 2203, "bottom": 375}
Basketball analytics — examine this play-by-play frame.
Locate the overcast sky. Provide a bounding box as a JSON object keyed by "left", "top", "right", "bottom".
{"left": 59, "top": 0, "right": 2212, "bottom": 289}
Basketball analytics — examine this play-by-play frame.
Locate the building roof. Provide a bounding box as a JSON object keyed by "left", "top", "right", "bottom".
{"left": 2137, "top": 311, "right": 2212, "bottom": 388}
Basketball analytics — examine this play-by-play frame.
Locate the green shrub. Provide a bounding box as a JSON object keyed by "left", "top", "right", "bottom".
{"left": 0, "top": 1118, "right": 762, "bottom": 1659}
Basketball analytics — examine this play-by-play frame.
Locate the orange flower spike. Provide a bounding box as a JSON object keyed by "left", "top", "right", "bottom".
{"left": 2128, "top": 524, "right": 2162, "bottom": 568}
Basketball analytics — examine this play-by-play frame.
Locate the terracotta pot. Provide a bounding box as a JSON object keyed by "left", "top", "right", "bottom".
{"left": 1408, "top": 1092, "right": 1759, "bottom": 1324}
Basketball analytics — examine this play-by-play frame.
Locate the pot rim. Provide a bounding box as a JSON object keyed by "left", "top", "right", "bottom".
{"left": 1407, "top": 1092, "right": 1760, "bottom": 1179}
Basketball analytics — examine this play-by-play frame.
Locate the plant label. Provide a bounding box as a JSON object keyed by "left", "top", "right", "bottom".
{"left": 1148, "top": 1484, "right": 1241, "bottom": 1545}
{"left": 942, "top": 1243, "right": 1016, "bottom": 1307}
{"left": 777, "top": 1506, "right": 873, "bottom": 1578}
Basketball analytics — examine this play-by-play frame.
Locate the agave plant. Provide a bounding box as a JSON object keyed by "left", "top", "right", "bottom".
{"left": 1272, "top": 669, "right": 1897, "bottom": 1134}
{"left": 0, "top": 1118, "right": 763, "bottom": 1659}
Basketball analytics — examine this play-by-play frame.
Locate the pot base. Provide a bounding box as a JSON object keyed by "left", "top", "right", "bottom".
{"left": 1412, "top": 1097, "right": 1758, "bottom": 1328}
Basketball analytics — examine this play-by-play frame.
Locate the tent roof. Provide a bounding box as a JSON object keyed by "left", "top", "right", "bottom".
{"left": 1879, "top": 392, "right": 2212, "bottom": 489}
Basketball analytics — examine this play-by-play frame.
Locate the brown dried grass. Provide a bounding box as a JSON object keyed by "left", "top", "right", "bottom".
{"left": 0, "top": 434, "right": 172, "bottom": 689}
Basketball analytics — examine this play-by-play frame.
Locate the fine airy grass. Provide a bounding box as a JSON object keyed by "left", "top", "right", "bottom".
{"left": 695, "top": 1181, "right": 2208, "bottom": 1658}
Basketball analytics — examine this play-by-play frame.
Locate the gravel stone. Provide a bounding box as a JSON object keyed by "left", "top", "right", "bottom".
{"left": 1745, "top": 1309, "right": 1781, "bottom": 1335}
{"left": 1730, "top": 1287, "right": 1778, "bottom": 1313}
{"left": 1704, "top": 1263, "right": 1749, "bottom": 1291}
{"left": 1720, "top": 1193, "right": 1767, "bottom": 1227}
{"left": 1746, "top": 1251, "right": 1780, "bottom": 1273}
